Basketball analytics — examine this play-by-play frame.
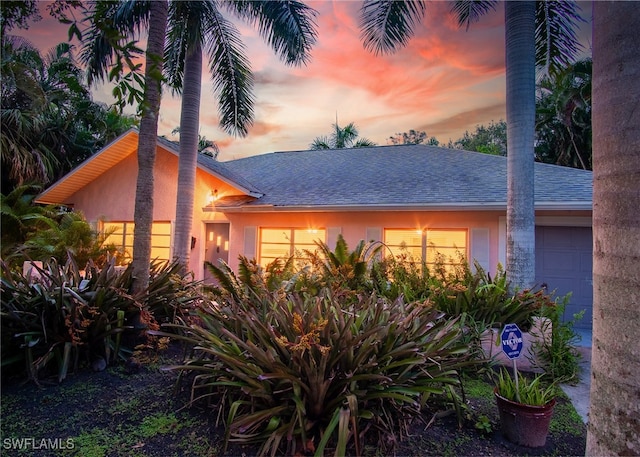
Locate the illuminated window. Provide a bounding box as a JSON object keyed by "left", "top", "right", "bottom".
{"left": 259, "top": 228, "right": 326, "bottom": 267}
{"left": 102, "top": 221, "right": 172, "bottom": 262}
{"left": 384, "top": 229, "right": 467, "bottom": 269}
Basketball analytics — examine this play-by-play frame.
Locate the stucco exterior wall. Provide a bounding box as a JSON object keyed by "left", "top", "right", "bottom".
{"left": 61, "top": 143, "right": 593, "bottom": 282}
{"left": 66, "top": 146, "right": 235, "bottom": 276}
{"left": 216, "top": 210, "right": 504, "bottom": 279}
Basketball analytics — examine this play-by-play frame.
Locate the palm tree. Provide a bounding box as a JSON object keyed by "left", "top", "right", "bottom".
{"left": 164, "top": 1, "right": 317, "bottom": 269}
{"left": 80, "top": 0, "right": 168, "bottom": 293}
{"left": 131, "top": 0, "right": 168, "bottom": 294}
{"left": 535, "top": 58, "right": 591, "bottom": 170}
{"left": 586, "top": 3, "right": 640, "bottom": 455}
{"left": 0, "top": 30, "right": 135, "bottom": 195}
{"left": 310, "top": 120, "right": 376, "bottom": 149}
{"left": 357, "top": 0, "right": 583, "bottom": 289}
{"left": 1, "top": 35, "right": 54, "bottom": 190}
{"left": 170, "top": 127, "right": 220, "bottom": 158}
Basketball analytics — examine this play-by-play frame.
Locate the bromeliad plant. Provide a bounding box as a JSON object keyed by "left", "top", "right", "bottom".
{"left": 1, "top": 255, "right": 197, "bottom": 382}
{"left": 155, "top": 290, "right": 472, "bottom": 457}
{"left": 303, "top": 234, "right": 382, "bottom": 293}
{"left": 1, "top": 256, "right": 136, "bottom": 382}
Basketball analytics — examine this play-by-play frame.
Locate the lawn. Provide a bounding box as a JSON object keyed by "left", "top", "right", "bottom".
{"left": 1, "top": 342, "right": 587, "bottom": 457}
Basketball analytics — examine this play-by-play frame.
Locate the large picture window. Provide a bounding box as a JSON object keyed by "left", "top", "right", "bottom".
{"left": 259, "top": 228, "right": 326, "bottom": 267}
{"left": 102, "top": 221, "right": 172, "bottom": 262}
{"left": 384, "top": 229, "right": 467, "bottom": 270}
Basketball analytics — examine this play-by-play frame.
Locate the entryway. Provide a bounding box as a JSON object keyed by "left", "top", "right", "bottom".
{"left": 204, "top": 223, "right": 230, "bottom": 283}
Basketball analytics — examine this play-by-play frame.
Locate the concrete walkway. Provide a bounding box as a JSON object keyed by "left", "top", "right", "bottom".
{"left": 560, "top": 330, "right": 591, "bottom": 424}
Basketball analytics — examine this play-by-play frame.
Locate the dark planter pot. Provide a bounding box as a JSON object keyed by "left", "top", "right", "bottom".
{"left": 494, "top": 389, "right": 556, "bottom": 447}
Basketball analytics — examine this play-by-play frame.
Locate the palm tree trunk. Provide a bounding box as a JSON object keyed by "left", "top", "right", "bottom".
{"left": 505, "top": 1, "right": 536, "bottom": 289}
{"left": 173, "top": 42, "right": 202, "bottom": 271}
{"left": 587, "top": 3, "right": 640, "bottom": 455}
{"left": 131, "top": 0, "right": 168, "bottom": 294}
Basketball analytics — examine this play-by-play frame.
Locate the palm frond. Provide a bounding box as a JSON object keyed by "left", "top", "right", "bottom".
{"left": 353, "top": 138, "right": 377, "bottom": 148}
{"left": 310, "top": 136, "right": 331, "bottom": 150}
{"left": 202, "top": 7, "right": 254, "bottom": 137}
{"left": 78, "top": 1, "right": 125, "bottom": 85}
{"left": 359, "top": 0, "right": 426, "bottom": 56}
{"left": 229, "top": 1, "right": 318, "bottom": 67}
{"left": 535, "top": 0, "right": 585, "bottom": 77}
{"left": 451, "top": 0, "right": 498, "bottom": 30}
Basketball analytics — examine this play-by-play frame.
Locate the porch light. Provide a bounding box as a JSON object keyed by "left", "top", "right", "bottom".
{"left": 207, "top": 189, "right": 218, "bottom": 204}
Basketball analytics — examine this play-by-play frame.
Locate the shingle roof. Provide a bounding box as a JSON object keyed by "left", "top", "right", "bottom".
{"left": 155, "top": 134, "right": 264, "bottom": 197}
{"left": 218, "top": 144, "right": 592, "bottom": 210}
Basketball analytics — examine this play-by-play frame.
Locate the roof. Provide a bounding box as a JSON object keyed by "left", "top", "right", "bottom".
{"left": 36, "top": 131, "right": 593, "bottom": 212}
{"left": 35, "top": 129, "right": 262, "bottom": 205}
{"left": 35, "top": 129, "right": 140, "bottom": 205}
{"left": 219, "top": 144, "right": 593, "bottom": 211}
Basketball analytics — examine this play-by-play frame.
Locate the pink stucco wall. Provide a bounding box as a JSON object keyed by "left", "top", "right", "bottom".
{"left": 67, "top": 146, "right": 232, "bottom": 276}
{"left": 64, "top": 144, "right": 591, "bottom": 281}
{"left": 222, "top": 210, "right": 504, "bottom": 276}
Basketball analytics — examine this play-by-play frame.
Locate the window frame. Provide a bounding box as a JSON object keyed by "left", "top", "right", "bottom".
{"left": 383, "top": 228, "right": 468, "bottom": 268}
{"left": 258, "top": 227, "right": 327, "bottom": 266}
{"left": 101, "top": 221, "right": 173, "bottom": 263}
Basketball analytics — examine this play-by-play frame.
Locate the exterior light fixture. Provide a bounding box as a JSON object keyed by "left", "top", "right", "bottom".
{"left": 207, "top": 189, "right": 218, "bottom": 204}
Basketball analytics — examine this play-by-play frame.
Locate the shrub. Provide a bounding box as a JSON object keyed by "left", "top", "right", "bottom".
{"left": 156, "top": 290, "right": 473, "bottom": 456}
{"left": 303, "top": 234, "right": 382, "bottom": 293}
{"left": 427, "top": 262, "right": 545, "bottom": 332}
{"left": 494, "top": 367, "right": 556, "bottom": 406}
{"left": 1, "top": 187, "right": 124, "bottom": 269}
{"left": 0, "top": 255, "right": 198, "bottom": 382}
{"left": 528, "top": 293, "right": 584, "bottom": 383}
{"left": 371, "top": 252, "right": 432, "bottom": 302}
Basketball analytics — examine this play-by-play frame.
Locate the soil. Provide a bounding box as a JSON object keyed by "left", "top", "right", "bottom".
{"left": 0, "top": 343, "right": 587, "bottom": 457}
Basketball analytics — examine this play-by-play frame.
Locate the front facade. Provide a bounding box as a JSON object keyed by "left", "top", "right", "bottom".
{"left": 37, "top": 129, "right": 593, "bottom": 328}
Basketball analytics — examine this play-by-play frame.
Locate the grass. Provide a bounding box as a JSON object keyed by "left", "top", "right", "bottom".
{"left": 0, "top": 344, "right": 586, "bottom": 457}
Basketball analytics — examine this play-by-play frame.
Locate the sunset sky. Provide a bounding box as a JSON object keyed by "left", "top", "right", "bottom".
{"left": 17, "top": 1, "right": 592, "bottom": 162}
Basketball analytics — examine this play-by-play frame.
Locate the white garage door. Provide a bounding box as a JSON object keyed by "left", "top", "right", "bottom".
{"left": 535, "top": 226, "right": 592, "bottom": 330}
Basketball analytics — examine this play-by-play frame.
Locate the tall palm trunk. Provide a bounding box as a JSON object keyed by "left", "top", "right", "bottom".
{"left": 131, "top": 0, "right": 168, "bottom": 294}
{"left": 505, "top": 1, "right": 536, "bottom": 289}
{"left": 173, "top": 42, "right": 202, "bottom": 270}
{"left": 587, "top": 3, "right": 640, "bottom": 455}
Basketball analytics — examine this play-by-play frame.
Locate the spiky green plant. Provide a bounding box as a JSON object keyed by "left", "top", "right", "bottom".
{"left": 0, "top": 255, "right": 197, "bottom": 381}
{"left": 1, "top": 187, "right": 124, "bottom": 269}
{"left": 370, "top": 251, "right": 432, "bottom": 302}
{"left": 154, "top": 289, "right": 472, "bottom": 457}
{"left": 427, "top": 262, "right": 546, "bottom": 331}
{"left": 495, "top": 367, "right": 556, "bottom": 406}
{"left": 528, "top": 293, "right": 584, "bottom": 383}
{"left": 303, "top": 234, "right": 381, "bottom": 292}
{"left": 204, "top": 256, "right": 296, "bottom": 303}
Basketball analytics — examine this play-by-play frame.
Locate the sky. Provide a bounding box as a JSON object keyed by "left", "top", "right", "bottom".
{"left": 16, "top": 1, "right": 592, "bottom": 162}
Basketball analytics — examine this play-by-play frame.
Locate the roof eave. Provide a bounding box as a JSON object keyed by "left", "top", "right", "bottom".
{"left": 215, "top": 201, "right": 593, "bottom": 213}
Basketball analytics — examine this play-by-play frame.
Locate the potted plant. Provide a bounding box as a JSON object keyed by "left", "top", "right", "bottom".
{"left": 494, "top": 367, "right": 556, "bottom": 447}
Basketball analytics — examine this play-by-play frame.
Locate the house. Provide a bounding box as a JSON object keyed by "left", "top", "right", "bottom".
{"left": 36, "top": 129, "right": 593, "bottom": 329}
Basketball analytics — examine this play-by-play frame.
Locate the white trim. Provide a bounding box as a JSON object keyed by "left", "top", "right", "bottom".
{"left": 211, "top": 201, "right": 592, "bottom": 213}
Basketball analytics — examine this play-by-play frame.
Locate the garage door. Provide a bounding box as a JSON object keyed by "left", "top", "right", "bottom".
{"left": 535, "top": 226, "right": 592, "bottom": 330}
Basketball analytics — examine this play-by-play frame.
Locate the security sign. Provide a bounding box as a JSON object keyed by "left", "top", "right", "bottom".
{"left": 501, "top": 323, "right": 524, "bottom": 359}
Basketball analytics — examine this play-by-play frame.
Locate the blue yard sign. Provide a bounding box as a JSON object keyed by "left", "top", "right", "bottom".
{"left": 501, "top": 323, "right": 524, "bottom": 359}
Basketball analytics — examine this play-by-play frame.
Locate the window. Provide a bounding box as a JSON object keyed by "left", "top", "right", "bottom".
{"left": 102, "top": 221, "right": 172, "bottom": 262}
{"left": 384, "top": 229, "right": 467, "bottom": 270}
{"left": 259, "top": 228, "right": 326, "bottom": 267}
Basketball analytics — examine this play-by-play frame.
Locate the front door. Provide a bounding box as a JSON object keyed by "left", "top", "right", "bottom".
{"left": 204, "top": 223, "right": 230, "bottom": 283}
